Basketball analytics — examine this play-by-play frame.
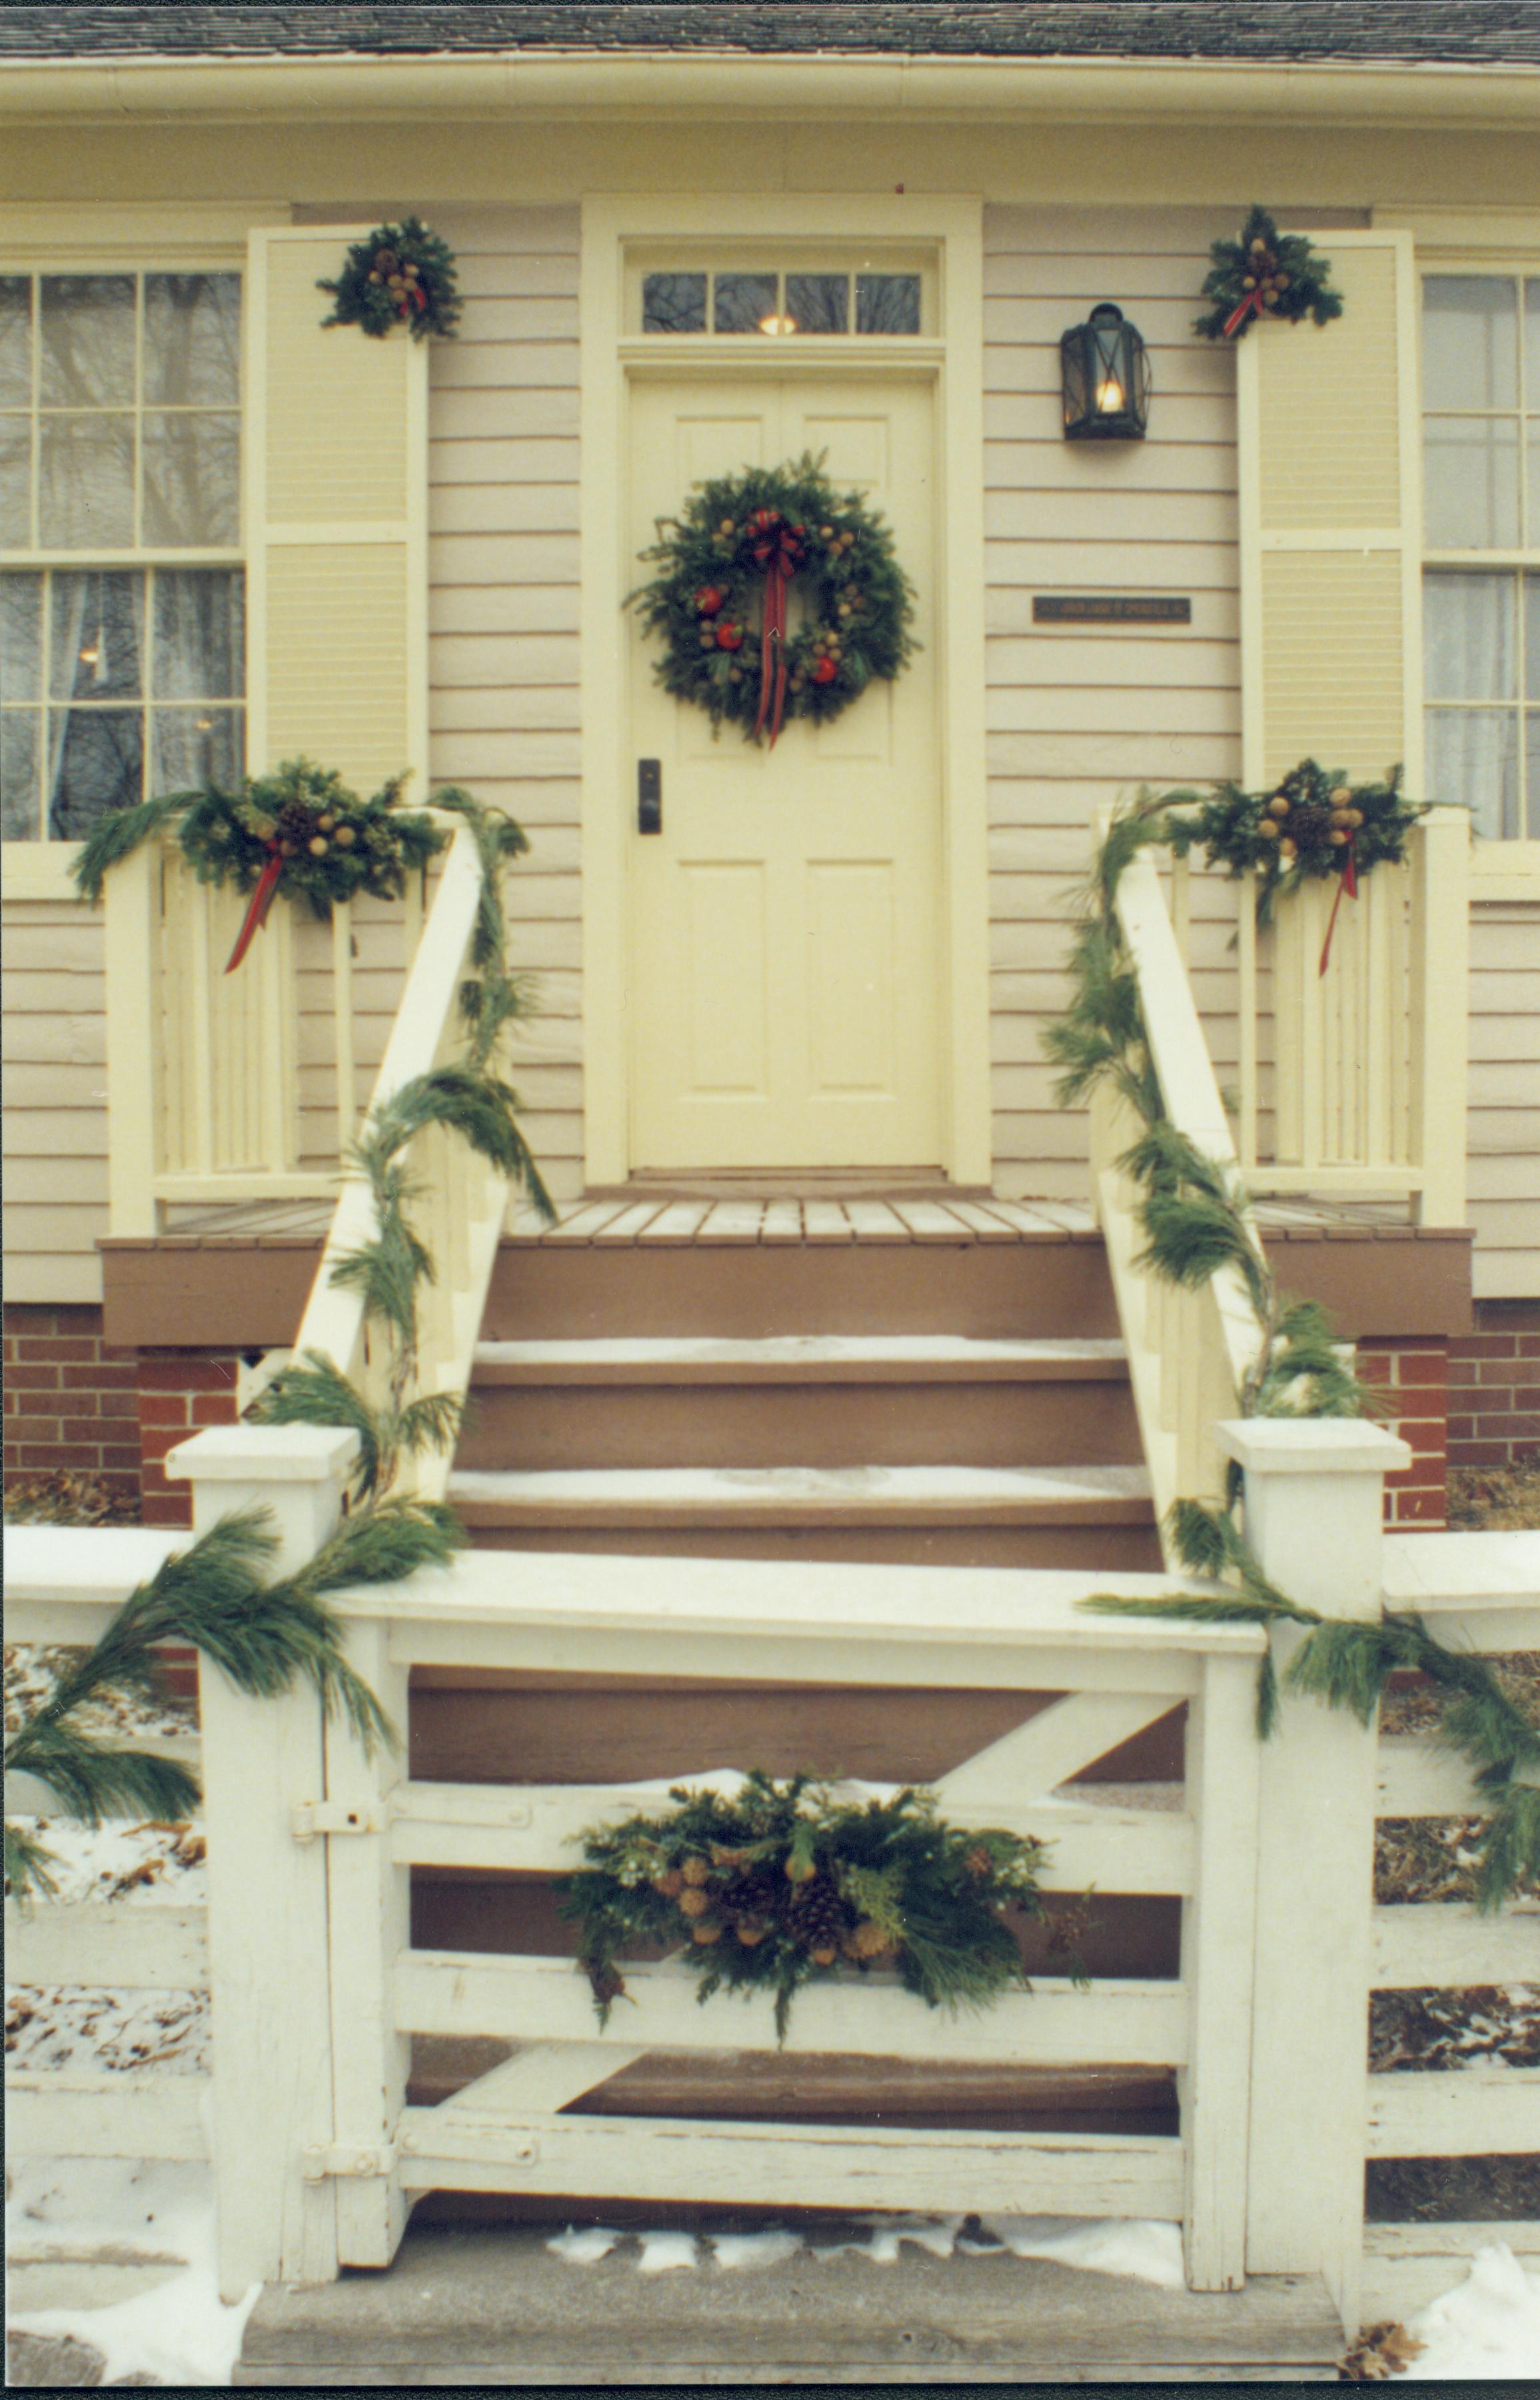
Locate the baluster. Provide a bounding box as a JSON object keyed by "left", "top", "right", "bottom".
{"left": 1388, "top": 862, "right": 1410, "bottom": 1166}
{"left": 332, "top": 898, "right": 357, "bottom": 1161}
{"left": 1298, "top": 881, "right": 1325, "bottom": 1172}
{"left": 1237, "top": 872, "right": 1258, "bottom": 1169}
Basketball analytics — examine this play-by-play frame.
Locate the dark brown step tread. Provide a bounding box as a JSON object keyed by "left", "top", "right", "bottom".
{"left": 471, "top": 1336, "right": 1130, "bottom": 1387}
{"left": 505, "top": 1196, "right": 1101, "bottom": 1248}
{"left": 449, "top": 1464, "right": 1154, "bottom": 1528}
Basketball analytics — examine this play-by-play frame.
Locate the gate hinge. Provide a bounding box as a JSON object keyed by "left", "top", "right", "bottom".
{"left": 291, "top": 1800, "right": 383, "bottom": 1843}
{"left": 302, "top": 2141, "right": 396, "bottom": 2183}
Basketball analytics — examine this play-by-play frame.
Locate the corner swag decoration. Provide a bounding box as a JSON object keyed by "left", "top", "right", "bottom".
{"left": 564, "top": 1772, "right": 1058, "bottom": 2042}
{"left": 630, "top": 454, "right": 916, "bottom": 747}
{"left": 1161, "top": 760, "right": 1422, "bottom": 972}
{"left": 318, "top": 216, "right": 461, "bottom": 341}
{"left": 71, "top": 760, "right": 446, "bottom": 974}
{"left": 1195, "top": 205, "right": 1344, "bottom": 342}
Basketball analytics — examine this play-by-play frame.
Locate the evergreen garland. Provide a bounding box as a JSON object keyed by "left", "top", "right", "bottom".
{"left": 562, "top": 1772, "right": 1055, "bottom": 2042}
{"left": 5, "top": 1501, "right": 459, "bottom": 1903}
{"left": 630, "top": 453, "right": 916, "bottom": 744}
{"left": 318, "top": 217, "right": 461, "bottom": 342}
{"left": 1163, "top": 761, "right": 1423, "bottom": 932}
{"left": 72, "top": 759, "right": 446, "bottom": 916}
{"left": 1195, "top": 204, "right": 1344, "bottom": 341}
{"left": 1083, "top": 1504, "right": 1540, "bottom": 1914}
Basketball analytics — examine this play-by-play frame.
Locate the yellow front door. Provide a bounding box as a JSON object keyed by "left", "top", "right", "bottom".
{"left": 627, "top": 373, "right": 942, "bottom": 1170}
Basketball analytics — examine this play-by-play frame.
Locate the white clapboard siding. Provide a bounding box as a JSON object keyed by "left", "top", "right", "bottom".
{"left": 426, "top": 209, "right": 584, "bottom": 1210}
{"left": 0, "top": 900, "right": 111, "bottom": 1300}
{"left": 5, "top": 2070, "right": 210, "bottom": 2162}
{"left": 396, "top": 1951, "right": 1189, "bottom": 2067}
{"left": 393, "top": 2107, "right": 1184, "bottom": 2216}
{"left": 1469, "top": 904, "right": 1540, "bottom": 1300}
{"left": 4, "top": 1901, "right": 209, "bottom": 1989}
{"left": 1367, "top": 2069, "right": 1540, "bottom": 2159}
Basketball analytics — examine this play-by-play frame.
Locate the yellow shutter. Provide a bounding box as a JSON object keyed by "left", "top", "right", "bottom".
{"left": 1237, "top": 230, "right": 1423, "bottom": 792}
{"left": 245, "top": 227, "right": 428, "bottom": 794}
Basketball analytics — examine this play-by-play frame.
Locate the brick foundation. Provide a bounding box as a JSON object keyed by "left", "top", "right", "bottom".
{"left": 1355, "top": 1337, "right": 1449, "bottom": 1529}
{"left": 1447, "top": 1300, "right": 1540, "bottom": 1472}
{"left": 3, "top": 1304, "right": 241, "bottom": 1527}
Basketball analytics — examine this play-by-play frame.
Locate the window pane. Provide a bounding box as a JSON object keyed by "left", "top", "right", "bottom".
{"left": 38, "top": 414, "right": 134, "bottom": 548}
{"left": 1, "top": 709, "right": 41, "bottom": 838}
{"left": 1423, "top": 417, "right": 1521, "bottom": 550}
{"left": 1527, "top": 712, "right": 1540, "bottom": 838}
{"left": 1423, "top": 571, "right": 1516, "bottom": 700}
{"left": 40, "top": 274, "right": 135, "bottom": 408}
{"left": 1527, "top": 573, "right": 1540, "bottom": 702}
{"left": 1, "top": 572, "right": 43, "bottom": 702}
{"left": 1526, "top": 278, "right": 1540, "bottom": 408}
{"left": 143, "top": 273, "right": 241, "bottom": 407}
{"left": 1425, "top": 706, "right": 1519, "bottom": 840}
{"left": 1421, "top": 275, "right": 1519, "bottom": 411}
{"left": 151, "top": 705, "right": 242, "bottom": 795}
{"left": 142, "top": 412, "right": 239, "bottom": 546}
{"left": 51, "top": 572, "right": 143, "bottom": 700}
{"left": 786, "top": 274, "right": 848, "bottom": 335}
{"left": 856, "top": 273, "right": 921, "bottom": 335}
{"left": 0, "top": 275, "right": 31, "bottom": 409}
{"left": 642, "top": 273, "right": 706, "bottom": 334}
{"left": 714, "top": 273, "right": 778, "bottom": 334}
{"left": 0, "top": 419, "right": 31, "bottom": 550}
{"left": 1529, "top": 425, "right": 1540, "bottom": 549}
{"left": 47, "top": 705, "right": 143, "bottom": 838}
{"left": 153, "top": 569, "right": 245, "bottom": 698}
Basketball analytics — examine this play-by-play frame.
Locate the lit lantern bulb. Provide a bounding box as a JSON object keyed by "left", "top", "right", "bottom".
{"left": 1096, "top": 377, "right": 1124, "bottom": 413}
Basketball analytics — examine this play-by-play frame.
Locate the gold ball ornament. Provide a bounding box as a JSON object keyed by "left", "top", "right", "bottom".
{"left": 1257, "top": 819, "right": 1280, "bottom": 840}
{"left": 735, "top": 1923, "right": 768, "bottom": 1947}
{"left": 1329, "top": 829, "right": 1350, "bottom": 846}
{"left": 810, "top": 1943, "right": 839, "bottom": 1967}
{"left": 279, "top": 840, "right": 297, "bottom": 859}
{"left": 1346, "top": 808, "right": 1364, "bottom": 829}
{"left": 677, "top": 1886, "right": 711, "bottom": 1919}
{"left": 1279, "top": 839, "right": 1297, "bottom": 860}
{"left": 1268, "top": 796, "right": 1291, "bottom": 819}
{"left": 1330, "top": 787, "right": 1352, "bottom": 806}
{"left": 690, "top": 1921, "right": 723, "bottom": 1946}
{"left": 680, "top": 1856, "right": 711, "bottom": 1887}
{"left": 317, "top": 814, "right": 337, "bottom": 832}
{"left": 333, "top": 824, "right": 357, "bottom": 847}
{"left": 308, "top": 836, "right": 329, "bottom": 856}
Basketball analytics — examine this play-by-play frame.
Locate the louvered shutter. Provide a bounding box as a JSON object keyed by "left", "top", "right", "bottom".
{"left": 245, "top": 227, "right": 428, "bottom": 792}
{"left": 1237, "top": 230, "right": 1422, "bottom": 791}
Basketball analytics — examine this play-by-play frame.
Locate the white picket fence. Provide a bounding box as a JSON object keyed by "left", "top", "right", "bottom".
{"left": 7, "top": 1452, "right": 1537, "bottom": 2336}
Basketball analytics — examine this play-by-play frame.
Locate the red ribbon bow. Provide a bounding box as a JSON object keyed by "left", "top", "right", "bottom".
{"left": 225, "top": 843, "right": 285, "bottom": 974}
{"left": 1221, "top": 288, "right": 1271, "bottom": 339}
{"left": 748, "top": 512, "right": 806, "bottom": 747}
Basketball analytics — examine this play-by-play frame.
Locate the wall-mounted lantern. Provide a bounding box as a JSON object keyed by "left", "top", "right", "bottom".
{"left": 1061, "top": 303, "right": 1151, "bottom": 441}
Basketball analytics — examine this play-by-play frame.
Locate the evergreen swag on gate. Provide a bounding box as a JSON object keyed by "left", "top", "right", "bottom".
{"left": 630, "top": 453, "right": 916, "bottom": 746}
{"left": 1046, "top": 803, "right": 1539, "bottom": 1911}
{"left": 9, "top": 783, "right": 552, "bottom": 1901}
{"left": 563, "top": 1772, "right": 1059, "bottom": 2042}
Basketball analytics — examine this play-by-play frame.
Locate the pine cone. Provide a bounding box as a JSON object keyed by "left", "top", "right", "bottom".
{"left": 275, "top": 798, "right": 321, "bottom": 852}
{"left": 1287, "top": 803, "right": 1334, "bottom": 851}
{"left": 789, "top": 1873, "right": 847, "bottom": 1963}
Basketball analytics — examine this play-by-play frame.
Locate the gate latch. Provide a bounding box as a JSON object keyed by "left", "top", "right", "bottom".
{"left": 291, "top": 1800, "right": 383, "bottom": 1843}
{"left": 302, "top": 2142, "right": 396, "bottom": 2182}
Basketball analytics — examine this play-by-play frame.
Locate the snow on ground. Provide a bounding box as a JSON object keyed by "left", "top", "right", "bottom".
{"left": 7, "top": 1815, "right": 207, "bottom": 1907}
{"left": 1402, "top": 2245, "right": 1540, "bottom": 2379}
{"left": 3, "top": 1646, "right": 197, "bottom": 1744}
{"left": 5, "top": 2160, "right": 259, "bottom": 2387}
{"left": 545, "top": 2213, "right": 1185, "bottom": 2284}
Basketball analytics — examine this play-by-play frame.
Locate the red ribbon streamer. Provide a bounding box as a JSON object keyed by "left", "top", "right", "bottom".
{"left": 748, "top": 513, "right": 805, "bottom": 748}
{"left": 1222, "top": 289, "right": 1267, "bottom": 339}
{"left": 1317, "top": 841, "right": 1358, "bottom": 978}
{"left": 225, "top": 846, "right": 285, "bottom": 975}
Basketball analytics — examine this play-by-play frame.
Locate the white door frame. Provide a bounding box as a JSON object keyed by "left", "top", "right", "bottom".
{"left": 579, "top": 193, "right": 990, "bottom": 1188}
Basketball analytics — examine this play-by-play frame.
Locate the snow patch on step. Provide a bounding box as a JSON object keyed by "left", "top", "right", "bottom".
{"left": 449, "top": 1463, "right": 1152, "bottom": 1508}
{"left": 474, "top": 1336, "right": 1127, "bottom": 1369}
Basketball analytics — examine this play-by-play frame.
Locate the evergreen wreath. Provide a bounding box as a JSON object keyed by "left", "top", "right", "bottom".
{"left": 1162, "top": 759, "right": 1424, "bottom": 934}
{"left": 562, "top": 1771, "right": 1058, "bottom": 2041}
{"left": 629, "top": 453, "right": 916, "bottom": 746}
{"left": 1195, "top": 204, "right": 1344, "bottom": 341}
{"left": 318, "top": 216, "right": 461, "bottom": 341}
{"left": 72, "top": 760, "right": 447, "bottom": 974}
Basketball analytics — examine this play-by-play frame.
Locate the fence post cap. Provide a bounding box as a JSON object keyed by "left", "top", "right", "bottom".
{"left": 165, "top": 1424, "right": 361, "bottom": 1483}
{"left": 1215, "top": 1418, "right": 1411, "bottom": 1474}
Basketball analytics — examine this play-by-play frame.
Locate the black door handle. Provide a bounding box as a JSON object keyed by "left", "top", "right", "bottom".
{"left": 638, "top": 758, "right": 662, "bottom": 834}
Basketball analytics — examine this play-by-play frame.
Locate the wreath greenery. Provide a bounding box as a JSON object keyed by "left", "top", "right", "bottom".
{"left": 1195, "top": 204, "right": 1344, "bottom": 342}
{"left": 629, "top": 453, "right": 917, "bottom": 745}
{"left": 317, "top": 216, "right": 461, "bottom": 342}
{"left": 561, "top": 1770, "right": 1056, "bottom": 2041}
{"left": 1162, "top": 759, "right": 1424, "bottom": 931}
{"left": 72, "top": 759, "right": 447, "bottom": 970}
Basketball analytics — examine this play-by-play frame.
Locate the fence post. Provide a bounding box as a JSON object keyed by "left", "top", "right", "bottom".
{"left": 1215, "top": 1416, "right": 1409, "bottom": 2336}
{"left": 166, "top": 1424, "right": 361, "bottom": 2303}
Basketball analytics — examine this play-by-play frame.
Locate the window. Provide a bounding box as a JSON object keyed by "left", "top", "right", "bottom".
{"left": 1421, "top": 273, "right": 1540, "bottom": 840}
{"left": 0, "top": 269, "right": 243, "bottom": 844}
{"left": 641, "top": 267, "right": 923, "bottom": 338}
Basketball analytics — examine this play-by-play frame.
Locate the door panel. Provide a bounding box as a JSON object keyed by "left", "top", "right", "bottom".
{"left": 628, "top": 373, "right": 941, "bottom": 1168}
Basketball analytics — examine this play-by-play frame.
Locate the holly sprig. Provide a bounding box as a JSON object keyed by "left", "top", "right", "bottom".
{"left": 629, "top": 453, "right": 916, "bottom": 742}
{"left": 1195, "top": 204, "right": 1344, "bottom": 341}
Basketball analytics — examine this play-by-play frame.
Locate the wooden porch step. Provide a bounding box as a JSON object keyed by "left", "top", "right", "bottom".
{"left": 448, "top": 1462, "right": 1160, "bottom": 1571}
{"left": 457, "top": 1337, "right": 1140, "bottom": 1474}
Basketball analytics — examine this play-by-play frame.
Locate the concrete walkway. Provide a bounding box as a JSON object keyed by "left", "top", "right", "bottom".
{"left": 233, "top": 2227, "right": 1343, "bottom": 2385}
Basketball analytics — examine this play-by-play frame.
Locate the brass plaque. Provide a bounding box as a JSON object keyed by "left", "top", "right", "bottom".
{"left": 1033, "top": 595, "right": 1192, "bottom": 624}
